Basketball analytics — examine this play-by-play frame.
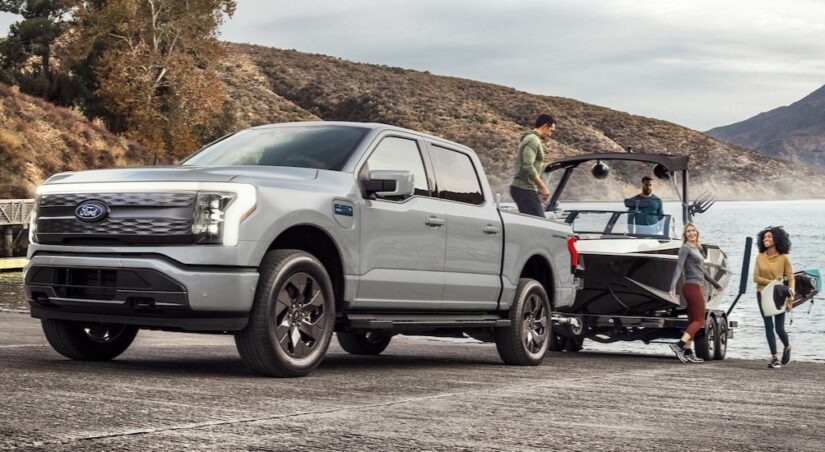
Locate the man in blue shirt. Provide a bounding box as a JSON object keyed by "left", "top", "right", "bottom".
{"left": 626, "top": 176, "right": 664, "bottom": 235}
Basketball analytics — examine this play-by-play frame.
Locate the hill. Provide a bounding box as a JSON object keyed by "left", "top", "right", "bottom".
{"left": 219, "top": 43, "right": 825, "bottom": 201}
{"left": 706, "top": 84, "right": 825, "bottom": 170}
{"left": 0, "top": 84, "right": 140, "bottom": 199}
{"left": 4, "top": 44, "right": 825, "bottom": 201}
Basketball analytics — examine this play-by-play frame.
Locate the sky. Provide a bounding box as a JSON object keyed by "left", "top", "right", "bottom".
{"left": 3, "top": 0, "right": 825, "bottom": 130}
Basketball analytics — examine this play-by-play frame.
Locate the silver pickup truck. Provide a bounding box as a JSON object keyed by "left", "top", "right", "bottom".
{"left": 25, "top": 122, "right": 578, "bottom": 377}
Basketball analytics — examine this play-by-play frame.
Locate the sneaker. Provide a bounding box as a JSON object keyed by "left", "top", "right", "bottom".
{"left": 781, "top": 347, "right": 791, "bottom": 366}
{"left": 684, "top": 349, "right": 704, "bottom": 363}
{"left": 669, "top": 343, "right": 688, "bottom": 363}
{"left": 769, "top": 357, "right": 781, "bottom": 368}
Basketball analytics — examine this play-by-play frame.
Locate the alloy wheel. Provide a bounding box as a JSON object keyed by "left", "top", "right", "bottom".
{"left": 273, "top": 272, "right": 327, "bottom": 358}
{"left": 522, "top": 293, "right": 548, "bottom": 354}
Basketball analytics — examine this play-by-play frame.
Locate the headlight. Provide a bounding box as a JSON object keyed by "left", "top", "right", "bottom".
{"left": 28, "top": 195, "right": 40, "bottom": 244}
{"left": 193, "top": 192, "right": 236, "bottom": 245}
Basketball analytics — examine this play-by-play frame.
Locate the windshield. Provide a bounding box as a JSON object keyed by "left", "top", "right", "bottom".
{"left": 566, "top": 210, "right": 673, "bottom": 239}
{"left": 181, "top": 125, "right": 370, "bottom": 170}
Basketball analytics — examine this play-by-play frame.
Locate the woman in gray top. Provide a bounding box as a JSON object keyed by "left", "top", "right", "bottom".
{"left": 667, "top": 223, "right": 723, "bottom": 363}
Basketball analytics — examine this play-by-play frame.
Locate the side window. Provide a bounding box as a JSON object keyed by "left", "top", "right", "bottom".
{"left": 364, "top": 137, "right": 430, "bottom": 196}
{"left": 430, "top": 145, "right": 485, "bottom": 205}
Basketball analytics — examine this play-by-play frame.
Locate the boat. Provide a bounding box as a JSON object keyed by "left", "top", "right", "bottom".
{"left": 542, "top": 152, "right": 732, "bottom": 317}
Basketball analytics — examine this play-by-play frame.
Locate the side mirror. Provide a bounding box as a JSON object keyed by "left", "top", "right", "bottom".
{"left": 364, "top": 170, "right": 415, "bottom": 198}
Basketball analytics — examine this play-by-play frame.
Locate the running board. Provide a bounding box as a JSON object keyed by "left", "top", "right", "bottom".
{"left": 345, "top": 313, "right": 510, "bottom": 330}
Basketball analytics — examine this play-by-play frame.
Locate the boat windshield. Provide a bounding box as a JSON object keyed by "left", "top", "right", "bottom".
{"left": 566, "top": 210, "right": 673, "bottom": 239}
{"left": 180, "top": 125, "right": 370, "bottom": 170}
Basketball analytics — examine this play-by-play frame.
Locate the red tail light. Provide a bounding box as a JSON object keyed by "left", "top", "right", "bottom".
{"left": 567, "top": 236, "right": 578, "bottom": 272}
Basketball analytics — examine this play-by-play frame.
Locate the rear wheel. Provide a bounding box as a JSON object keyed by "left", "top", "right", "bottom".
{"left": 41, "top": 319, "right": 138, "bottom": 361}
{"left": 495, "top": 279, "right": 550, "bottom": 366}
{"left": 235, "top": 249, "right": 335, "bottom": 377}
{"left": 695, "top": 315, "right": 717, "bottom": 361}
{"left": 714, "top": 315, "right": 728, "bottom": 360}
{"left": 336, "top": 332, "right": 392, "bottom": 355}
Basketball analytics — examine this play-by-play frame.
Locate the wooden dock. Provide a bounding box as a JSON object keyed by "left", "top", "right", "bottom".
{"left": 0, "top": 257, "right": 27, "bottom": 271}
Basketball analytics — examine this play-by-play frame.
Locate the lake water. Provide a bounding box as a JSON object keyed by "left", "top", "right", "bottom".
{"left": 1, "top": 200, "right": 823, "bottom": 362}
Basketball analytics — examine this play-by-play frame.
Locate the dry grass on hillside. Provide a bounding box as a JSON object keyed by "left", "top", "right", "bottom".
{"left": 223, "top": 43, "right": 825, "bottom": 200}
{"left": 0, "top": 83, "right": 140, "bottom": 198}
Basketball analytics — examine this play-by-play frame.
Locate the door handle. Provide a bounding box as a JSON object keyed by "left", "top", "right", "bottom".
{"left": 425, "top": 216, "right": 446, "bottom": 227}
{"left": 482, "top": 224, "right": 501, "bottom": 234}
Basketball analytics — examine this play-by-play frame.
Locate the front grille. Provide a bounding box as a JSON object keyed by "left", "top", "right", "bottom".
{"left": 40, "top": 192, "right": 196, "bottom": 207}
{"left": 36, "top": 191, "right": 197, "bottom": 246}
{"left": 39, "top": 218, "right": 192, "bottom": 235}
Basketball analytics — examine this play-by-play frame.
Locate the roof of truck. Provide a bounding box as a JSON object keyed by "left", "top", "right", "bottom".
{"left": 253, "top": 121, "right": 473, "bottom": 153}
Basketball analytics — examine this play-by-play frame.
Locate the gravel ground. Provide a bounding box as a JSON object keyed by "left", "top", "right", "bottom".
{"left": 1, "top": 311, "right": 823, "bottom": 451}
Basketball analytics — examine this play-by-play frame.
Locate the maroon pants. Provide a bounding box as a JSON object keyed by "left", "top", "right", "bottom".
{"left": 682, "top": 283, "right": 706, "bottom": 338}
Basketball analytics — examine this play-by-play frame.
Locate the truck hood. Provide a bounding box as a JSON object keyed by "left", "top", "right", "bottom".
{"left": 44, "top": 166, "right": 319, "bottom": 185}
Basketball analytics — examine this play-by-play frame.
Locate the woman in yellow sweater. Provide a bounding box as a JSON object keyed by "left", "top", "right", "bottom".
{"left": 753, "top": 226, "right": 795, "bottom": 369}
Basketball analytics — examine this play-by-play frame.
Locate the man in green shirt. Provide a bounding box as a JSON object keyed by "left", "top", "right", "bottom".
{"left": 510, "top": 114, "right": 555, "bottom": 217}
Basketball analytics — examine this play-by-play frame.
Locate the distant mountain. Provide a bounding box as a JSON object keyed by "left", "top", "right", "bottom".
{"left": 706, "top": 84, "right": 825, "bottom": 169}
{"left": 219, "top": 43, "right": 825, "bottom": 200}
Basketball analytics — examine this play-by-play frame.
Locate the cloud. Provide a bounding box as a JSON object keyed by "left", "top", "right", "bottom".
{"left": 4, "top": 2, "right": 823, "bottom": 130}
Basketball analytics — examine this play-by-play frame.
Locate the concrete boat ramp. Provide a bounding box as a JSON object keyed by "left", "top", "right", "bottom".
{"left": 0, "top": 311, "right": 823, "bottom": 451}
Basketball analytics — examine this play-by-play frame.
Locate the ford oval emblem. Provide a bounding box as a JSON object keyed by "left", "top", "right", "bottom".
{"left": 75, "top": 201, "right": 109, "bottom": 223}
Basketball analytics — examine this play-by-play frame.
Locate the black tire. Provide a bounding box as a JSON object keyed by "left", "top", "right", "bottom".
{"left": 714, "top": 315, "right": 728, "bottom": 360}
{"left": 336, "top": 332, "right": 392, "bottom": 355}
{"left": 563, "top": 336, "right": 584, "bottom": 352}
{"left": 695, "top": 315, "right": 717, "bottom": 361}
{"left": 495, "top": 278, "right": 551, "bottom": 366}
{"left": 548, "top": 333, "right": 564, "bottom": 352}
{"left": 41, "top": 319, "right": 138, "bottom": 361}
{"left": 235, "top": 249, "right": 335, "bottom": 377}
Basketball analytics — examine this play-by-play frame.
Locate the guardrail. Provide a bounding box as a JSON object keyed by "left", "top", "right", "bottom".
{"left": 0, "top": 199, "right": 35, "bottom": 227}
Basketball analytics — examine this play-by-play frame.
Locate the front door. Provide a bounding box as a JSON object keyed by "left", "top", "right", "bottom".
{"left": 356, "top": 135, "right": 446, "bottom": 309}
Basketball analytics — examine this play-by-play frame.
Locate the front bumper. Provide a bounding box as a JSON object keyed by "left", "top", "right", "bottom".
{"left": 25, "top": 253, "right": 259, "bottom": 331}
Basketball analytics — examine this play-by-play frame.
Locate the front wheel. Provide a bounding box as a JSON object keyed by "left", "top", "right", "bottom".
{"left": 336, "top": 332, "right": 392, "bottom": 355}
{"left": 235, "top": 249, "right": 335, "bottom": 377}
{"left": 495, "top": 278, "right": 551, "bottom": 366}
{"left": 41, "top": 319, "right": 138, "bottom": 361}
{"left": 563, "top": 336, "right": 584, "bottom": 352}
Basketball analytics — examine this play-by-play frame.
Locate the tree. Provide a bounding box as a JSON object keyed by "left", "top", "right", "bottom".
{"left": 69, "top": 0, "right": 236, "bottom": 162}
{"left": 0, "top": 0, "right": 74, "bottom": 100}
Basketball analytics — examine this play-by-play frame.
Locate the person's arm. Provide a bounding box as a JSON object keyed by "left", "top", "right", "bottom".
{"left": 657, "top": 197, "right": 664, "bottom": 220}
{"left": 522, "top": 138, "right": 550, "bottom": 199}
{"left": 702, "top": 267, "right": 723, "bottom": 290}
{"left": 785, "top": 256, "right": 795, "bottom": 291}
{"left": 669, "top": 246, "right": 689, "bottom": 293}
{"left": 752, "top": 256, "right": 773, "bottom": 286}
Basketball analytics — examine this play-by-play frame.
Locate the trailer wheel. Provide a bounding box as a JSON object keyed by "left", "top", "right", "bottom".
{"left": 495, "top": 278, "right": 550, "bottom": 365}
{"left": 235, "top": 249, "right": 335, "bottom": 377}
{"left": 336, "top": 332, "right": 392, "bottom": 355}
{"left": 695, "top": 315, "right": 717, "bottom": 361}
{"left": 714, "top": 316, "right": 728, "bottom": 360}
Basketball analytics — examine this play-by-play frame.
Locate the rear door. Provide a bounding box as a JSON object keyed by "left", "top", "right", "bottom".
{"left": 427, "top": 143, "right": 502, "bottom": 310}
{"left": 355, "top": 134, "right": 446, "bottom": 309}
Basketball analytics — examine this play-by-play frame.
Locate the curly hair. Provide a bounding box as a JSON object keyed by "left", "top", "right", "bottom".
{"left": 757, "top": 226, "right": 791, "bottom": 254}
